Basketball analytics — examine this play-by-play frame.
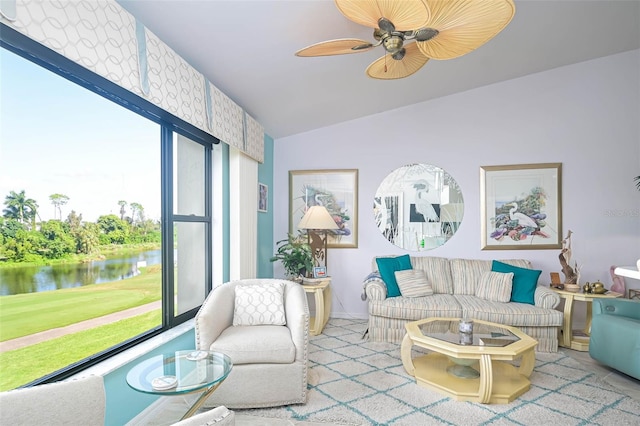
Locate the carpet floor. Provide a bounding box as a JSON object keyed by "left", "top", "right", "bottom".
{"left": 232, "top": 318, "right": 640, "bottom": 425}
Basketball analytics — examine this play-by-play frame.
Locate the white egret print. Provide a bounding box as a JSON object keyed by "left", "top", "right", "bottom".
{"left": 481, "top": 163, "right": 562, "bottom": 250}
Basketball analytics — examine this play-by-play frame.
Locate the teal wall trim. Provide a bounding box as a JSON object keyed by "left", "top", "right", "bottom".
{"left": 104, "top": 328, "right": 195, "bottom": 425}
{"left": 257, "top": 134, "right": 274, "bottom": 278}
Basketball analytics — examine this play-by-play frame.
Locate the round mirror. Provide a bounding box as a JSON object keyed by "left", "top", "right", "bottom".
{"left": 373, "top": 163, "right": 464, "bottom": 251}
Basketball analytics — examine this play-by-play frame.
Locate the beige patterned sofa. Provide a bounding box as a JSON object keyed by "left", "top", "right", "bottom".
{"left": 363, "top": 256, "right": 563, "bottom": 352}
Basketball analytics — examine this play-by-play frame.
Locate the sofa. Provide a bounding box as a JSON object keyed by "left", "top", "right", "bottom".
{"left": 589, "top": 298, "right": 640, "bottom": 380}
{"left": 363, "top": 255, "right": 564, "bottom": 352}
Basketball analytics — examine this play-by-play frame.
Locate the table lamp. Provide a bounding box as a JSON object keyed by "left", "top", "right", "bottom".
{"left": 297, "top": 205, "right": 339, "bottom": 273}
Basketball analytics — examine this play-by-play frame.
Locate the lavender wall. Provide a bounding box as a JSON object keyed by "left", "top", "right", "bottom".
{"left": 274, "top": 50, "right": 640, "bottom": 319}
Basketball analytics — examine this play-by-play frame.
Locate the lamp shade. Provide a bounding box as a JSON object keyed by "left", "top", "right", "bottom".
{"left": 298, "top": 206, "right": 339, "bottom": 230}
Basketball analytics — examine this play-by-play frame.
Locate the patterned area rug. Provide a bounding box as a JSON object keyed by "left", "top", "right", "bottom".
{"left": 236, "top": 318, "right": 640, "bottom": 425}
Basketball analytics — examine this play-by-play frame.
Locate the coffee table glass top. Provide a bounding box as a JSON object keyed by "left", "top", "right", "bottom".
{"left": 418, "top": 319, "right": 520, "bottom": 347}
{"left": 126, "top": 350, "right": 232, "bottom": 395}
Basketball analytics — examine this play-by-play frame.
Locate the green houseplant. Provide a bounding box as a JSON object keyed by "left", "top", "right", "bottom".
{"left": 270, "top": 233, "right": 314, "bottom": 279}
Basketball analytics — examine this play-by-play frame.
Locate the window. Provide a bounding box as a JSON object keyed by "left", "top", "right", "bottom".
{"left": 0, "top": 30, "right": 216, "bottom": 390}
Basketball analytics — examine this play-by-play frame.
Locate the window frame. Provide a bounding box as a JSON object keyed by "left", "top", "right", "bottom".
{"left": 1, "top": 23, "right": 217, "bottom": 386}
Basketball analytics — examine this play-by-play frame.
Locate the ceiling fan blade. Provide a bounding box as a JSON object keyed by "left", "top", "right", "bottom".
{"left": 334, "top": 0, "right": 430, "bottom": 31}
{"left": 366, "top": 42, "right": 429, "bottom": 80}
{"left": 295, "top": 39, "right": 374, "bottom": 57}
{"left": 416, "top": 0, "right": 515, "bottom": 60}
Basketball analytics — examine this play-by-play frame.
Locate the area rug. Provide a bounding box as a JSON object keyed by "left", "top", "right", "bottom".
{"left": 236, "top": 318, "right": 640, "bottom": 425}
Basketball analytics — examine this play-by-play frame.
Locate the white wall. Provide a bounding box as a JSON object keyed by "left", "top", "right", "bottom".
{"left": 274, "top": 50, "right": 640, "bottom": 319}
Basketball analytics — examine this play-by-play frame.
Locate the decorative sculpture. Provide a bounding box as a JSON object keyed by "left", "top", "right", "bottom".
{"left": 610, "top": 265, "right": 626, "bottom": 295}
{"left": 559, "top": 230, "right": 579, "bottom": 284}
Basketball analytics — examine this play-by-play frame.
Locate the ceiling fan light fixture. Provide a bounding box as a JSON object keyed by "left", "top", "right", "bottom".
{"left": 382, "top": 35, "right": 403, "bottom": 53}
{"left": 366, "top": 42, "right": 428, "bottom": 80}
{"left": 391, "top": 48, "right": 406, "bottom": 61}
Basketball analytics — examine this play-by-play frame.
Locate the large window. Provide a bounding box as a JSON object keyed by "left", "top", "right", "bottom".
{"left": 0, "top": 32, "right": 215, "bottom": 390}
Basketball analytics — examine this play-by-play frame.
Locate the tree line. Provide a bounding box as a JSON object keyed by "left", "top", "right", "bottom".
{"left": 0, "top": 190, "right": 160, "bottom": 263}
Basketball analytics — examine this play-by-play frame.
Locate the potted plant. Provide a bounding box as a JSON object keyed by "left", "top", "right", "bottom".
{"left": 270, "top": 233, "right": 314, "bottom": 280}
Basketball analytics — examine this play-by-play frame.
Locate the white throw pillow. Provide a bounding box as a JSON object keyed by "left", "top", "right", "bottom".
{"left": 476, "top": 271, "right": 514, "bottom": 303}
{"left": 394, "top": 269, "right": 433, "bottom": 297}
{"left": 233, "top": 282, "right": 286, "bottom": 326}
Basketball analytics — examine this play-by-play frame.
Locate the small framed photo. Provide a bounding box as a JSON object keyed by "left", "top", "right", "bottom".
{"left": 313, "top": 266, "right": 327, "bottom": 278}
{"left": 258, "top": 182, "right": 268, "bottom": 213}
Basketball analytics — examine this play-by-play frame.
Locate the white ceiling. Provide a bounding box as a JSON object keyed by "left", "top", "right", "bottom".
{"left": 118, "top": 0, "right": 640, "bottom": 139}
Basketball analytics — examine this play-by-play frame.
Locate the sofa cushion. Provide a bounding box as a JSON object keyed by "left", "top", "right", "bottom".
{"left": 209, "top": 325, "right": 296, "bottom": 364}
{"left": 376, "top": 255, "right": 413, "bottom": 297}
{"left": 368, "top": 294, "right": 462, "bottom": 320}
{"left": 476, "top": 271, "right": 513, "bottom": 302}
{"left": 394, "top": 269, "right": 433, "bottom": 297}
{"left": 455, "top": 295, "right": 563, "bottom": 327}
{"left": 410, "top": 256, "right": 454, "bottom": 294}
{"left": 233, "top": 282, "right": 286, "bottom": 326}
{"left": 492, "top": 260, "right": 541, "bottom": 305}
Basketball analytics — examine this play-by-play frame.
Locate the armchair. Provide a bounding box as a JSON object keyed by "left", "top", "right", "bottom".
{"left": 589, "top": 298, "right": 640, "bottom": 380}
{"left": 195, "top": 279, "right": 309, "bottom": 409}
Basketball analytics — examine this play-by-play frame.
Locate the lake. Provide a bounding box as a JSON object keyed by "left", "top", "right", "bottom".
{"left": 0, "top": 249, "right": 162, "bottom": 296}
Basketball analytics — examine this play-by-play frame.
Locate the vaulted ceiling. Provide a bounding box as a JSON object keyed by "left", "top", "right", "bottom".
{"left": 118, "top": 1, "right": 640, "bottom": 139}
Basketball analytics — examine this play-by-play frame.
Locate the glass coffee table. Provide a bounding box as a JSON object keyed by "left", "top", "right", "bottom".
{"left": 401, "top": 318, "right": 537, "bottom": 404}
{"left": 126, "top": 350, "right": 232, "bottom": 420}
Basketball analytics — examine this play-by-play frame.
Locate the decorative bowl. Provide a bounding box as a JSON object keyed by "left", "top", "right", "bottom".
{"left": 564, "top": 284, "right": 580, "bottom": 292}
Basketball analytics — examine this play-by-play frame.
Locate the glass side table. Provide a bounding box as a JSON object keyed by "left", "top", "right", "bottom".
{"left": 126, "top": 350, "right": 232, "bottom": 420}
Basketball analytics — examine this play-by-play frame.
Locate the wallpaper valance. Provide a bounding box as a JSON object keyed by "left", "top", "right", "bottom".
{"left": 0, "top": 0, "right": 264, "bottom": 162}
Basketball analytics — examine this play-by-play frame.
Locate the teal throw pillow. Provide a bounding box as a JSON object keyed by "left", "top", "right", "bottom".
{"left": 376, "top": 255, "right": 413, "bottom": 297}
{"left": 491, "top": 260, "right": 541, "bottom": 305}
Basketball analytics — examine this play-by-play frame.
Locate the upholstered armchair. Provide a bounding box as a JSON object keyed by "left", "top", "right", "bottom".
{"left": 195, "top": 279, "right": 309, "bottom": 409}
{"left": 0, "top": 375, "right": 235, "bottom": 425}
{"left": 589, "top": 298, "right": 640, "bottom": 380}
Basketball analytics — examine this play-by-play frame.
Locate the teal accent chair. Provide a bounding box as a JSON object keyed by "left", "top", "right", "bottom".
{"left": 589, "top": 298, "right": 640, "bottom": 380}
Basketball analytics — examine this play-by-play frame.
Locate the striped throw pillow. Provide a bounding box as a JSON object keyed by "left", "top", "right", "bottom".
{"left": 475, "top": 271, "right": 514, "bottom": 302}
{"left": 394, "top": 269, "right": 434, "bottom": 297}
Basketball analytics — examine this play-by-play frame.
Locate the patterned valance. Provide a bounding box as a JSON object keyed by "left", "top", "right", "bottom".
{"left": 0, "top": 0, "right": 264, "bottom": 162}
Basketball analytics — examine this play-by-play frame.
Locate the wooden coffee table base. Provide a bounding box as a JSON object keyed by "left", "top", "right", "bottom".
{"left": 411, "top": 352, "right": 533, "bottom": 404}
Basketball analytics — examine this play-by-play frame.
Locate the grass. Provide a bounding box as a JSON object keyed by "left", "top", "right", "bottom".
{"left": 0, "top": 310, "right": 161, "bottom": 391}
{"left": 0, "top": 264, "right": 162, "bottom": 341}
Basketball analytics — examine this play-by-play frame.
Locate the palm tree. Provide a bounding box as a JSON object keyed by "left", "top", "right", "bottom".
{"left": 49, "top": 193, "right": 69, "bottom": 220}
{"left": 3, "top": 190, "right": 38, "bottom": 228}
{"left": 118, "top": 200, "right": 128, "bottom": 221}
{"left": 130, "top": 202, "right": 144, "bottom": 224}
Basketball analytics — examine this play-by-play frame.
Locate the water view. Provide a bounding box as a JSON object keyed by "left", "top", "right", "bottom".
{"left": 0, "top": 249, "right": 161, "bottom": 296}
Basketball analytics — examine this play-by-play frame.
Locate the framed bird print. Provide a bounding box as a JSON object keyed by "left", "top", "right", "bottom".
{"left": 480, "top": 163, "right": 562, "bottom": 250}
{"left": 289, "top": 169, "right": 358, "bottom": 248}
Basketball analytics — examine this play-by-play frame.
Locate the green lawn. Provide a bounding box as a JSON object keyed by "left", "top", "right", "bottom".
{"left": 0, "top": 310, "right": 161, "bottom": 391}
{"left": 0, "top": 265, "right": 162, "bottom": 341}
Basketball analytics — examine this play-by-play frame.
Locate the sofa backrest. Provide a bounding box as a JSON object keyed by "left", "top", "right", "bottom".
{"left": 410, "top": 256, "right": 454, "bottom": 294}
{"left": 450, "top": 258, "right": 532, "bottom": 295}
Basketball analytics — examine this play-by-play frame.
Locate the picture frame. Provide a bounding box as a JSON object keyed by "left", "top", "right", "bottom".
{"left": 313, "top": 266, "right": 327, "bottom": 278}
{"left": 480, "top": 163, "right": 562, "bottom": 250}
{"left": 258, "top": 182, "right": 268, "bottom": 213}
{"left": 289, "top": 169, "right": 358, "bottom": 248}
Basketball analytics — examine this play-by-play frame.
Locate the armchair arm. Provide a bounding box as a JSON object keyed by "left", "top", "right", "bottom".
{"left": 534, "top": 286, "right": 561, "bottom": 309}
{"left": 195, "top": 282, "right": 236, "bottom": 351}
{"left": 363, "top": 271, "right": 388, "bottom": 301}
{"left": 283, "top": 281, "right": 310, "bottom": 362}
{"left": 593, "top": 298, "right": 640, "bottom": 320}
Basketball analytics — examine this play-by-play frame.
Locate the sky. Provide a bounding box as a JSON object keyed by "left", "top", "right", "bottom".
{"left": 0, "top": 48, "right": 161, "bottom": 223}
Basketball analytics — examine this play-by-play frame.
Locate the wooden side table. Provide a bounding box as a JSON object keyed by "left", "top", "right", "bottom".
{"left": 301, "top": 277, "right": 331, "bottom": 336}
{"left": 551, "top": 288, "right": 623, "bottom": 351}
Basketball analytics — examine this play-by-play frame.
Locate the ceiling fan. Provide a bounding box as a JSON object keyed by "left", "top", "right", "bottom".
{"left": 295, "top": 0, "right": 516, "bottom": 80}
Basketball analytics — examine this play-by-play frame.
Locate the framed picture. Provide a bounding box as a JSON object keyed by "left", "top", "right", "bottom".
{"left": 480, "top": 163, "right": 562, "bottom": 250}
{"left": 289, "top": 169, "right": 358, "bottom": 248}
{"left": 258, "top": 182, "right": 268, "bottom": 213}
{"left": 313, "top": 266, "right": 327, "bottom": 278}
